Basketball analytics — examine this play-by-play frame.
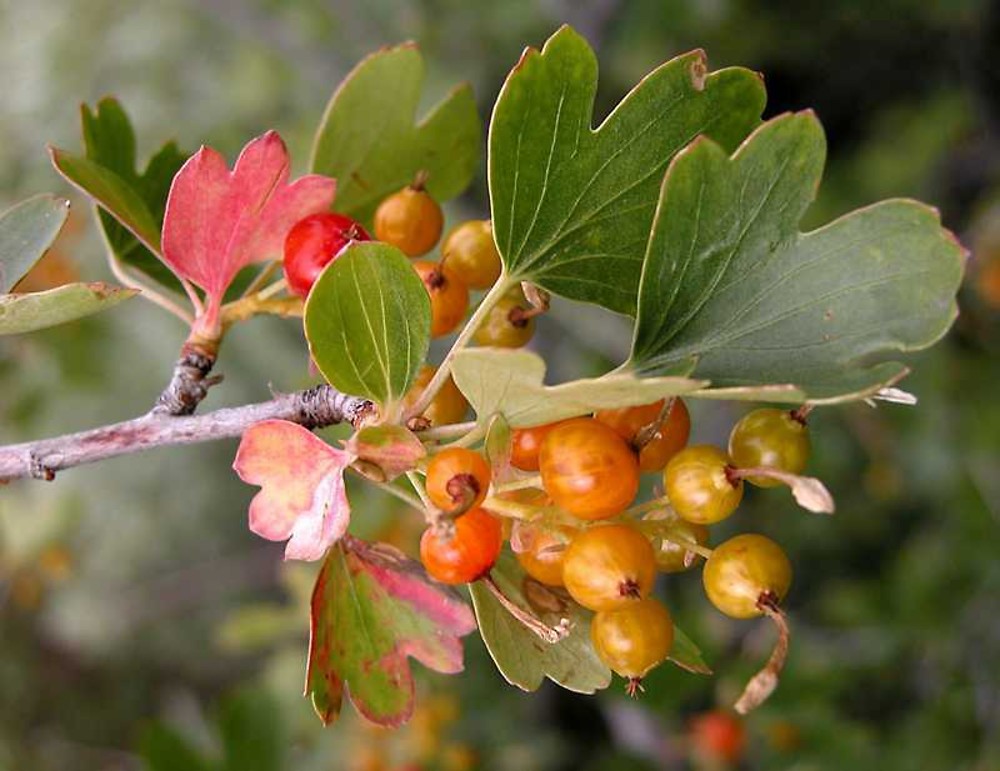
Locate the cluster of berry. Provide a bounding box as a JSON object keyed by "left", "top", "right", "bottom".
{"left": 415, "top": 399, "right": 810, "bottom": 701}
{"left": 280, "top": 171, "right": 815, "bottom": 707}
{"left": 284, "top": 174, "right": 538, "bottom": 347}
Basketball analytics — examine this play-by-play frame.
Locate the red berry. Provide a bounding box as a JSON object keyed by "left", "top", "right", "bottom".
{"left": 689, "top": 710, "right": 747, "bottom": 765}
{"left": 420, "top": 508, "right": 502, "bottom": 585}
{"left": 283, "top": 212, "right": 369, "bottom": 297}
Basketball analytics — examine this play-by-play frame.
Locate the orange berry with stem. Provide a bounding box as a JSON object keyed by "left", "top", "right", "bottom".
{"left": 425, "top": 447, "right": 491, "bottom": 514}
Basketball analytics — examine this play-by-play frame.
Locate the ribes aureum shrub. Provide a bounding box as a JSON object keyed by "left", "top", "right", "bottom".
{"left": 0, "top": 25, "right": 966, "bottom": 727}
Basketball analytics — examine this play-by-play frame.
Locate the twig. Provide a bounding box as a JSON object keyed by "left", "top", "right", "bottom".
{"left": 0, "top": 385, "right": 373, "bottom": 483}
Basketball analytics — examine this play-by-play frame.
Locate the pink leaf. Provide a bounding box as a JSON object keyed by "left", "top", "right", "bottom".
{"left": 306, "top": 537, "right": 477, "bottom": 726}
{"left": 161, "top": 131, "right": 335, "bottom": 334}
{"left": 233, "top": 419, "right": 354, "bottom": 561}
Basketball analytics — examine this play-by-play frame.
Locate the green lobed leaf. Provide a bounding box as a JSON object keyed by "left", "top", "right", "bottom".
{"left": 0, "top": 282, "right": 137, "bottom": 335}
{"left": 304, "top": 242, "right": 431, "bottom": 408}
{"left": 468, "top": 551, "right": 611, "bottom": 693}
{"left": 628, "top": 112, "right": 966, "bottom": 403}
{"left": 0, "top": 194, "right": 70, "bottom": 293}
{"left": 450, "top": 348, "right": 706, "bottom": 428}
{"left": 310, "top": 43, "right": 481, "bottom": 226}
{"left": 488, "top": 25, "right": 765, "bottom": 315}
{"left": 51, "top": 97, "right": 187, "bottom": 289}
{"left": 306, "top": 537, "right": 476, "bottom": 727}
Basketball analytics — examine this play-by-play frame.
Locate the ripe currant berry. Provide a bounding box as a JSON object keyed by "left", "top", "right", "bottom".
{"left": 510, "top": 420, "right": 566, "bottom": 472}
{"left": 420, "top": 507, "right": 502, "bottom": 585}
{"left": 425, "top": 448, "right": 491, "bottom": 514}
{"left": 473, "top": 293, "right": 535, "bottom": 348}
{"left": 402, "top": 365, "right": 468, "bottom": 427}
{"left": 702, "top": 533, "right": 792, "bottom": 619}
{"left": 595, "top": 397, "right": 691, "bottom": 472}
{"left": 441, "top": 219, "right": 501, "bottom": 289}
{"left": 373, "top": 178, "right": 443, "bottom": 257}
{"left": 664, "top": 445, "right": 743, "bottom": 525}
{"left": 728, "top": 408, "right": 811, "bottom": 487}
{"left": 283, "top": 212, "right": 370, "bottom": 297}
{"left": 539, "top": 417, "right": 640, "bottom": 520}
{"left": 562, "top": 523, "right": 656, "bottom": 611}
{"left": 689, "top": 710, "right": 748, "bottom": 765}
{"left": 591, "top": 597, "right": 674, "bottom": 696}
{"left": 514, "top": 522, "right": 575, "bottom": 587}
{"left": 413, "top": 261, "right": 469, "bottom": 337}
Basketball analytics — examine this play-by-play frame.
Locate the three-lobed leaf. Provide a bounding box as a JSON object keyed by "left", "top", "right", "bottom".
{"left": 469, "top": 551, "right": 611, "bottom": 694}
{"left": 310, "top": 43, "right": 481, "bottom": 225}
{"left": 450, "top": 348, "right": 705, "bottom": 428}
{"left": 233, "top": 420, "right": 354, "bottom": 562}
{"left": 0, "top": 282, "right": 137, "bottom": 336}
{"left": 488, "top": 25, "right": 765, "bottom": 315}
{"left": 628, "top": 112, "right": 966, "bottom": 403}
{"left": 304, "top": 243, "right": 431, "bottom": 409}
{"left": 306, "top": 537, "right": 477, "bottom": 727}
{"left": 0, "top": 194, "right": 70, "bottom": 293}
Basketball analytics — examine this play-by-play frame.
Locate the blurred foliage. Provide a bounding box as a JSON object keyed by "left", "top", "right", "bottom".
{"left": 1, "top": 1, "right": 999, "bottom": 770}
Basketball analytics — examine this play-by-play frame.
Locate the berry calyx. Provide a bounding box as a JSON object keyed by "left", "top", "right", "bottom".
{"left": 420, "top": 507, "right": 502, "bottom": 585}
{"left": 562, "top": 523, "right": 656, "bottom": 611}
{"left": 591, "top": 597, "right": 674, "bottom": 695}
{"left": 728, "top": 408, "right": 811, "bottom": 487}
{"left": 473, "top": 292, "right": 536, "bottom": 348}
{"left": 595, "top": 397, "right": 691, "bottom": 471}
{"left": 441, "top": 219, "right": 501, "bottom": 289}
{"left": 412, "top": 261, "right": 469, "bottom": 337}
{"left": 425, "top": 447, "right": 491, "bottom": 515}
{"left": 373, "top": 176, "right": 444, "bottom": 257}
{"left": 283, "top": 212, "right": 370, "bottom": 297}
{"left": 664, "top": 445, "right": 743, "bottom": 524}
{"left": 538, "top": 417, "right": 640, "bottom": 520}
{"left": 702, "top": 534, "right": 791, "bottom": 619}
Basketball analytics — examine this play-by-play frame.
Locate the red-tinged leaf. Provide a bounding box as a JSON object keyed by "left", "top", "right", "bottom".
{"left": 345, "top": 425, "right": 426, "bottom": 481}
{"left": 233, "top": 420, "right": 354, "bottom": 562}
{"left": 306, "top": 536, "right": 477, "bottom": 727}
{"left": 161, "top": 131, "right": 335, "bottom": 334}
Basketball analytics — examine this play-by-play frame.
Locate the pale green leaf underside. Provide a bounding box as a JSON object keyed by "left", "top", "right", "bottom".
{"left": 0, "top": 282, "right": 137, "bottom": 335}
{"left": 450, "top": 348, "right": 706, "bottom": 428}
{"left": 310, "top": 43, "right": 481, "bottom": 226}
{"left": 0, "top": 194, "right": 70, "bottom": 293}
{"left": 488, "top": 25, "right": 765, "bottom": 315}
{"left": 469, "top": 551, "right": 611, "bottom": 694}
{"left": 304, "top": 243, "right": 431, "bottom": 406}
{"left": 629, "top": 112, "right": 965, "bottom": 403}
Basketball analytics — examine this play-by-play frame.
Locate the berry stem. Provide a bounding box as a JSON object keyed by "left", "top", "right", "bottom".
{"left": 414, "top": 421, "right": 479, "bottom": 441}
{"left": 494, "top": 475, "right": 544, "bottom": 494}
{"left": 405, "top": 275, "right": 516, "bottom": 420}
{"left": 622, "top": 496, "right": 673, "bottom": 518}
{"left": 633, "top": 397, "right": 675, "bottom": 450}
{"left": 481, "top": 495, "right": 550, "bottom": 521}
{"left": 240, "top": 261, "right": 280, "bottom": 298}
{"left": 790, "top": 404, "right": 814, "bottom": 424}
{"left": 358, "top": 473, "right": 426, "bottom": 511}
{"left": 405, "top": 470, "right": 433, "bottom": 516}
{"left": 481, "top": 573, "right": 571, "bottom": 644}
{"left": 734, "top": 593, "right": 790, "bottom": 714}
{"left": 662, "top": 534, "right": 713, "bottom": 560}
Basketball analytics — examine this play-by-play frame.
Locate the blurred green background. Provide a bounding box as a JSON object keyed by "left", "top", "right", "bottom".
{"left": 1, "top": 1, "right": 999, "bottom": 769}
